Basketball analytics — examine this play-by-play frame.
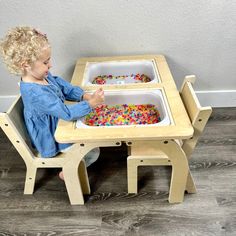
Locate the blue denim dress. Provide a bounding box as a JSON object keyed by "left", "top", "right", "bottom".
{"left": 20, "top": 72, "right": 92, "bottom": 158}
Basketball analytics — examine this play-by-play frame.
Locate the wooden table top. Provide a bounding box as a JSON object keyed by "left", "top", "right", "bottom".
{"left": 55, "top": 55, "right": 193, "bottom": 143}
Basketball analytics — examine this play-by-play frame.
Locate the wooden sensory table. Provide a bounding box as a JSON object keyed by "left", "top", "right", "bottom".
{"left": 55, "top": 55, "right": 194, "bottom": 205}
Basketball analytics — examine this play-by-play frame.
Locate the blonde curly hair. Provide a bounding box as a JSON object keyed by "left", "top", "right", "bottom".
{"left": 0, "top": 26, "right": 50, "bottom": 76}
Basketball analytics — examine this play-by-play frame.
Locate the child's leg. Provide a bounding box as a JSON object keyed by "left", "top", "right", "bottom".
{"left": 59, "top": 171, "right": 64, "bottom": 180}
{"left": 84, "top": 147, "right": 100, "bottom": 167}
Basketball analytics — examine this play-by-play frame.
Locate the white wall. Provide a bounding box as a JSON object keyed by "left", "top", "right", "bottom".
{"left": 0, "top": 0, "right": 236, "bottom": 110}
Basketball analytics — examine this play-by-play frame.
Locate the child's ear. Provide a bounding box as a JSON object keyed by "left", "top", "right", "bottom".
{"left": 21, "top": 61, "right": 30, "bottom": 71}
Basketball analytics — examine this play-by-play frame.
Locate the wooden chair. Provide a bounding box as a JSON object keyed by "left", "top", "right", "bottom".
{"left": 127, "top": 75, "right": 212, "bottom": 202}
{"left": 0, "top": 96, "right": 91, "bottom": 205}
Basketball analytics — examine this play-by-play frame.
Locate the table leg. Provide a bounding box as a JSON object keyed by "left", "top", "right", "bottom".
{"left": 157, "top": 140, "right": 189, "bottom": 203}
{"left": 63, "top": 141, "right": 122, "bottom": 205}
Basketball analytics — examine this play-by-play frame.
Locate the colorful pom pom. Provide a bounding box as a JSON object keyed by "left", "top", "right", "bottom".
{"left": 92, "top": 74, "right": 151, "bottom": 84}
{"left": 84, "top": 104, "right": 160, "bottom": 126}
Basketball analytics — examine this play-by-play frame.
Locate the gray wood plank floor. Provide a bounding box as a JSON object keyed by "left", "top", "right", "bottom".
{"left": 0, "top": 108, "right": 235, "bottom": 236}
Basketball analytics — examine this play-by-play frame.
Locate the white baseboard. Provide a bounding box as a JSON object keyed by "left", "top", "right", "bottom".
{"left": 196, "top": 90, "right": 236, "bottom": 108}
{"left": 0, "top": 90, "right": 236, "bottom": 112}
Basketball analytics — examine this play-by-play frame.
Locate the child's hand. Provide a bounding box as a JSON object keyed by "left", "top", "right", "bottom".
{"left": 88, "top": 88, "right": 104, "bottom": 108}
{"left": 82, "top": 93, "right": 92, "bottom": 101}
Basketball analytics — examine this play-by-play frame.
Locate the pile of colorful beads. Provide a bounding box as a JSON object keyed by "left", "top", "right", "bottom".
{"left": 92, "top": 74, "right": 151, "bottom": 84}
{"left": 84, "top": 104, "right": 161, "bottom": 126}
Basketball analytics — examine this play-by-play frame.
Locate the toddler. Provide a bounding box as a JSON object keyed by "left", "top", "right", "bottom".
{"left": 0, "top": 26, "right": 104, "bottom": 178}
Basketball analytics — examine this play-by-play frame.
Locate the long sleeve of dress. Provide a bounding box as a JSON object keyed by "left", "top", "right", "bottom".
{"left": 30, "top": 86, "right": 92, "bottom": 121}
{"left": 52, "top": 74, "right": 85, "bottom": 101}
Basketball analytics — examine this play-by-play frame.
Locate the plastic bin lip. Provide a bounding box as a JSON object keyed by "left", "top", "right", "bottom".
{"left": 82, "top": 59, "right": 161, "bottom": 86}
{"left": 76, "top": 88, "right": 172, "bottom": 128}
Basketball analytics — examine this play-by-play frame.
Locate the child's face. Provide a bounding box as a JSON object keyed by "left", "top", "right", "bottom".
{"left": 29, "top": 47, "right": 52, "bottom": 80}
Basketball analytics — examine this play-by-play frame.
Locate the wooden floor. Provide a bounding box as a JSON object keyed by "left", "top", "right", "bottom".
{"left": 0, "top": 108, "right": 235, "bottom": 236}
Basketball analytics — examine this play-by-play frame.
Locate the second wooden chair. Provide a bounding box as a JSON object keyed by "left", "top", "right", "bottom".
{"left": 127, "top": 75, "right": 212, "bottom": 202}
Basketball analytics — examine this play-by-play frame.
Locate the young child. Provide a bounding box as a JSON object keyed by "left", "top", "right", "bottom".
{"left": 0, "top": 26, "right": 104, "bottom": 178}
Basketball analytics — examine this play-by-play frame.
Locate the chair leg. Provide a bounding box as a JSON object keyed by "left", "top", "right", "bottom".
{"left": 127, "top": 158, "right": 138, "bottom": 194}
{"left": 185, "top": 171, "right": 197, "bottom": 193}
{"left": 78, "top": 160, "right": 90, "bottom": 194}
{"left": 24, "top": 165, "right": 37, "bottom": 194}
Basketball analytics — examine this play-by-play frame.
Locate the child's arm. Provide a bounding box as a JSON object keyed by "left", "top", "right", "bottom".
{"left": 30, "top": 88, "right": 98, "bottom": 121}
{"left": 51, "top": 73, "right": 104, "bottom": 106}
{"left": 51, "top": 74, "right": 86, "bottom": 101}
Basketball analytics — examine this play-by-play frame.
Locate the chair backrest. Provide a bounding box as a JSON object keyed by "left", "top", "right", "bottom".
{"left": 0, "top": 96, "right": 36, "bottom": 164}
{"left": 180, "top": 76, "right": 212, "bottom": 158}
